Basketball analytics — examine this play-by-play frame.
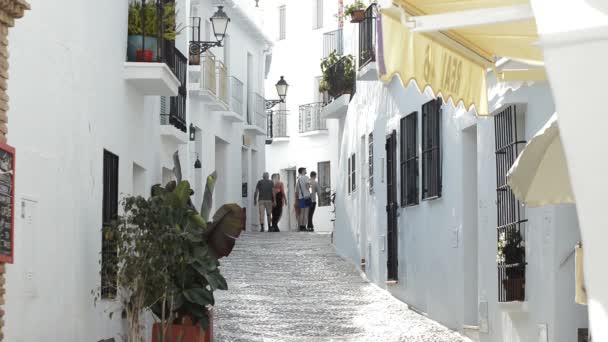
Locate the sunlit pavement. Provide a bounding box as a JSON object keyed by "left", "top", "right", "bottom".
{"left": 214, "top": 232, "right": 466, "bottom": 342}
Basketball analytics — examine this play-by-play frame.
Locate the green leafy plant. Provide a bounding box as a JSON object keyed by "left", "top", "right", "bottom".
{"left": 319, "top": 51, "right": 355, "bottom": 96}
{"left": 496, "top": 231, "right": 525, "bottom": 278}
{"left": 94, "top": 158, "right": 244, "bottom": 341}
{"left": 128, "top": 1, "right": 183, "bottom": 40}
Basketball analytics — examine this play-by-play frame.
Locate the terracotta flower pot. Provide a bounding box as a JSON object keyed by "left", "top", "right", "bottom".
{"left": 350, "top": 10, "right": 365, "bottom": 23}
{"left": 189, "top": 53, "right": 201, "bottom": 66}
{"left": 151, "top": 313, "right": 213, "bottom": 342}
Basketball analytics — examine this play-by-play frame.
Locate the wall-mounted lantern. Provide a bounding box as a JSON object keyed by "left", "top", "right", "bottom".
{"left": 189, "top": 6, "right": 231, "bottom": 56}
{"left": 189, "top": 123, "right": 196, "bottom": 141}
{"left": 194, "top": 153, "right": 202, "bottom": 169}
{"left": 265, "top": 76, "right": 289, "bottom": 110}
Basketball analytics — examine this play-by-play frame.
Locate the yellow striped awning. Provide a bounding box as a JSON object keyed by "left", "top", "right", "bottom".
{"left": 379, "top": 0, "right": 543, "bottom": 115}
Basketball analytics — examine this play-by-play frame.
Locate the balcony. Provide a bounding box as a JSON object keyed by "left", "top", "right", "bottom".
{"left": 358, "top": 3, "right": 378, "bottom": 81}
{"left": 299, "top": 102, "right": 327, "bottom": 136}
{"left": 188, "top": 51, "right": 229, "bottom": 110}
{"left": 245, "top": 92, "right": 267, "bottom": 136}
{"left": 266, "top": 110, "right": 289, "bottom": 144}
{"left": 125, "top": 0, "right": 182, "bottom": 96}
{"left": 323, "top": 29, "right": 343, "bottom": 59}
{"left": 321, "top": 56, "right": 355, "bottom": 119}
{"left": 216, "top": 76, "right": 245, "bottom": 123}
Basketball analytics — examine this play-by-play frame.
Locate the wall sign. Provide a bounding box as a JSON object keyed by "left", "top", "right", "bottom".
{"left": 0, "top": 143, "right": 15, "bottom": 263}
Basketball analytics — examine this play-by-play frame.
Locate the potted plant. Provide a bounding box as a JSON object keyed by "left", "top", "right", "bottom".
{"left": 497, "top": 231, "right": 526, "bottom": 301}
{"left": 127, "top": 1, "right": 181, "bottom": 62}
{"left": 319, "top": 51, "right": 356, "bottom": 99}
{"left": 341, "top": 1, "right": 366, "bottom": 23}
{"left": 95, "top": 165, "right": 244, "bottom": 342}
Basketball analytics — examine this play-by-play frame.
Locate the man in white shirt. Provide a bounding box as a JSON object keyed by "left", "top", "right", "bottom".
{"left": 296, "top": 167, "right": 311, "bottom": 232}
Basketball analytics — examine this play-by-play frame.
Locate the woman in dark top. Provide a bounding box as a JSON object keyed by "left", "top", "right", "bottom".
{"left": 271, "top": 173, "right": 286, "bottom": 232}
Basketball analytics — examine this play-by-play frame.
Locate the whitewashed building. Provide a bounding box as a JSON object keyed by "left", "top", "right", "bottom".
{"left": 262, "top": 0, "right": 359, "bottom": 232}
{"left": 3, "top": 0, "right": 270, "bottom": 340}
{"left": 332, "top": 1, "right": 590, "bottom": 341}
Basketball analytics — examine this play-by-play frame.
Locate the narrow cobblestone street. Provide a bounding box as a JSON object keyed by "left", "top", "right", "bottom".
{"left": 214, "top": 232, "right": 466, "bottom": 342}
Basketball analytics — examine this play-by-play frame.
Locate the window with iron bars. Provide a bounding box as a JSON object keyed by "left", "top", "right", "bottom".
{"left": 401, "top": 112, "right": 419, "bottom": 206}
{"left": 422, "top": 99, "right": 442, "bottom": 200}
{"left": 494, "top": 104, "right": 527, "bottom": 302}
{"left": 101, "top": 150, "right": 119, "bottom": 299}
{"left": 347, "top": 154, "right": 356, "bottom": 194}
{"left": 368, "top": 133, "right": 374, "bottom": 193}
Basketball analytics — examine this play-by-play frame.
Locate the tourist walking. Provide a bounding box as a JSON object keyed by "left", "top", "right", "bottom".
{"left": 254, "top": 172, "right": 274, "bottom": 232}
{"left": 308, "top": 171, "right": 322, "bottom": 232}
{"left": 296, "top": 167, "right": 311, "bottom": 232}
{"left": 271, "top": 173, "right": 286, "bottom": 232}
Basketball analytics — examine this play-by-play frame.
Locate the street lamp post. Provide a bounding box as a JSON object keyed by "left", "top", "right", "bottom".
{"left": 189, "top": 6, "right": 231, "bottom": 56}
{"left": 265, "top": 76, "right": 289, "bottom": 110}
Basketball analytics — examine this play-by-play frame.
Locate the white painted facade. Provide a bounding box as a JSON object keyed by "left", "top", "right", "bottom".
{"left": 261, "top": 0, "right": 353, "bottom": 232}
{"left": 530, "top": 2, "right": 608, "bottom": 340}
{"left": 333, "top": 61, "right": 590, "bottom": 340}
{"left": 3, "top": 0, "right": 270, "bottom": 340}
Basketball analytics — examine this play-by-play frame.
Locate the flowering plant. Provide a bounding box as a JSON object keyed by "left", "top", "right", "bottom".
{"left": 335, "top": 1, "right": 366, "bottom": 21}
{"left": 497, "top": 231, "right": 526, "bottom": 277}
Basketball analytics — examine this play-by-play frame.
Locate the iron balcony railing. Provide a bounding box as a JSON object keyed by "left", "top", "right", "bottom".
{"left": 248, "top": 92, "right": 266, "bottom": 131}
{"left": 299, "top": 102, "right": 327, "bottom": 133}
{"left": 323, "top": 28, "right": 343, "bottom": 59}
{"left": 230, "top": 76, "right": 244, "bottom": 117}
{"left": 127, "top": 0, "right": 182, "bottom": 81}
{"left": 268, "top": 110, "right": 289, "bottom": 139}
{"left": 159, "top": 48, "right": 187, "bottom": 132}
{"left": 202, "top": 51, "right": 217, "bottom": 96}
{"left": 217, "top": 60, "right": 229, "bottom": 106}
{"left": 358, "top": 3, "right": 377, "bottom": 69}
{"left": 326, "top": 56, "right": 355, "bottom": 100}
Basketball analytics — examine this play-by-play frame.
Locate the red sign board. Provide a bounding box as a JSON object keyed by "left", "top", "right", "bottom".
{"left": 0, "top": 143, "right": 15, "bottom": 263}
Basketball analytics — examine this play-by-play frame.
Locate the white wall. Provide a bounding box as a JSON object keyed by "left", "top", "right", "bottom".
{"left": 333, "top": 67, "right": 588, "bottom": 341}
{"left": 2, "top": 0, "right": 271, "bottom": 340}
{"left": 5, "top": 0, "right": 161, "bottom": 340}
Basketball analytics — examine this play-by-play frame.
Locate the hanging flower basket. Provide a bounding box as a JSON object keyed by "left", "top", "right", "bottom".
{"left": 350, "top": 9, "right": 365, "bottom": 23}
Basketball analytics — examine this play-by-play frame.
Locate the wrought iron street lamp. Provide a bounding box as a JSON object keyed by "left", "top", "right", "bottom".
{"left": 189, "top": 6, "right": 231, "bottom": 56}
{"left": 265, "top": 76, "right": 289, "bottom": 110}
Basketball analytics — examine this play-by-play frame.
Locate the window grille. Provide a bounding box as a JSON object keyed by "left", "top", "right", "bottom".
{"left": 421, "top": 99, "right": 442, "bottom": 200}
{"left": 347, "top": 156, "right": 351, "bottom": 194}
{"left": 368, "top": 133, "right": 374, "bottom": 193}
{"left": 350, "top": 153, "right": 356, "bottom": 192}
{"left": 279, "top": 5, "right": 286, "bottom": 40}
{"left": 401, "top": 112, "right": 419, "bottom": 206}
{"left": 101, "top": 150, "right": 119, "bottom": 299}
{"left": 494, "top": 105, "right": 527, "bottom": 302}
{"left": 317, "top": 161, "right": 331, "bottom": 206}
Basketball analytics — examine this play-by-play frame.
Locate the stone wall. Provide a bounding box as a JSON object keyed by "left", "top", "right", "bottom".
{"left": 0, "top": 0, "right": 29, "bottom": 340}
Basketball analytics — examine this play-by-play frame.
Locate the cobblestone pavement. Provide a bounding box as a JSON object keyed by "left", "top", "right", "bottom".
{"left": 214, "top": 232, "right": 466, "bottom": 342}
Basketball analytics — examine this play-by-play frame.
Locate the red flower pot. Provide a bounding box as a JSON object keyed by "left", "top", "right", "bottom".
{"left": 151, "top": 313, "right": 213, "bottom": 342}
{"left": 136, "top": 49, "right": 154, "bottom": 62}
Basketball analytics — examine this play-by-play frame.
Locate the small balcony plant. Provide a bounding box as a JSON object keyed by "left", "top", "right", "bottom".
{"left": 127, "top": 1, "right": 182, "bottom": 62}
{"left": 337, "top": 1, "right": 366, "bottom": 23}
{"left": 320, "top": 51, "right": 355, "bottom": 99}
